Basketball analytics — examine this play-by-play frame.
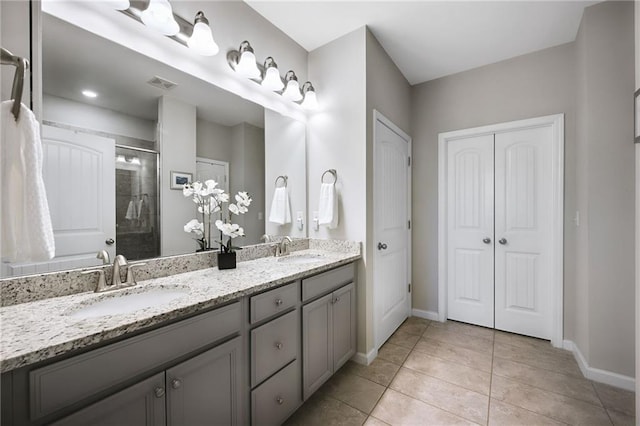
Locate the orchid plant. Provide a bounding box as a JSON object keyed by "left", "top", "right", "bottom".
{"left": 183, "top": 180, "right": 252, "bottom": 253}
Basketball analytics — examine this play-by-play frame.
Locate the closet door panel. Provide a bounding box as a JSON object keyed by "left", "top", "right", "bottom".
{"left": 446, "top": 135, "right": 495, "bottom": 328}
{"left": 494, "top": 127, "right": 553, "bottom": 339}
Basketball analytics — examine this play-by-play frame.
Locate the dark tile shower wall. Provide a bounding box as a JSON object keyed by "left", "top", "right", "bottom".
{"left": 115, "top": 148, "right": 160, "bottom": 261}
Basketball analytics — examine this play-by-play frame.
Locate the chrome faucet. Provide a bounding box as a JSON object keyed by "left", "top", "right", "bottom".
{"left": 82, "top": 253, "right": 146, "bottom": 293}
{"left": 276, "top": 236, "right": 293, "bottom": 257}
{"left": 112, "top": 255, "right": 128, "bottom": 286}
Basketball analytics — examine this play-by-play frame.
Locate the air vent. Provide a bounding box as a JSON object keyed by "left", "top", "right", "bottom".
{"left": 147, "top": 76, "right": 178, "bottom": 91}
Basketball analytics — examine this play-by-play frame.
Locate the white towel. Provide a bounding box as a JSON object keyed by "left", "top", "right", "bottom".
{"left": 318, "top": 183, "right": 338, "bottom": 229}
{"left": 268, "top": 187, "right": 291, "bottom": 225}
{"left": 125, "top": 200, "right": 137, "bottom": 220}
{"left": 1, "top": 101, "right": 55, "bottom": 262}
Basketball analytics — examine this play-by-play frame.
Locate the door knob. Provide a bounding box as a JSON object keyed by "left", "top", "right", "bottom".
{"left": 154, "top": 387, "right": 165, "bottom": 398}
{"left": 105, "top": 238, "right": 115, "bottom": 245}
{"left": 171, "top": 379, "right": 182, "bottom": 389}
{"left": 377, "top": 242, "right": 388, "bottom": 250}
{"left": 499, "top": 238, "right": 507, "bottom": 245}
{"left": 482, "top": 238, "right": 491, "bottom": 244}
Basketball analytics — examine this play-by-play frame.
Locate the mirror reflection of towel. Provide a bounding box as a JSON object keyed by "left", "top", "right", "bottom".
{"left": 138, "top": 198, "right": 150, "bottom": 228}
{"left": 269, "top": 187, "right": 291, "bottom": 225}
{"left": 318, "top": 183, "right": 338, "bottom": 229}
{"left": 125, "top": 200, "right": 137, "bottom": 220}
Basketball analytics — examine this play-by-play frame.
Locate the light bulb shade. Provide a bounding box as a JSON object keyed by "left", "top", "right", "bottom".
{"left": 283, "top": 79, "right": 302, "bottom": 101}
{"left": 107, "top": 0, "right": 130, "bottom": 10}
{"left": 188, "top": 16, "right": 219, "bottom": 56}
{"left": 141, "top": 0, "right": 179, "bottom": 36}
{"left": 301, "top": 90, "right": 318, "bottom": 110}
{"left": 236, "top": 50, "right": 261, "bottom": 79}
{"left": 262, "top": 66, "right": 284, "bottom": 91}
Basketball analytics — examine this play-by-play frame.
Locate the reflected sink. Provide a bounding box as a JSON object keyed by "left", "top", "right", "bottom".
{"left": 69, "top": 288, "right": 189, "bottom": 319}
{"left": 277, "top": 254, "right": 326, "bottom": 265}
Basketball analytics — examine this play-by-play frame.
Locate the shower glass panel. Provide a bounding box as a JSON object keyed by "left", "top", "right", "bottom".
{"left": 115, "top": 146, "right": 160, "bottom": 260}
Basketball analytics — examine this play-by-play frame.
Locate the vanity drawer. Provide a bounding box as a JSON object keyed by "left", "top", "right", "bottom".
{"left": 251, "top": 309, "right": 298, "bottom": 387}
{"left": 251, "top": 360, "right": 301, "bottom": 426}
{"left": 29, "top": 301, "right": 241, "bottom": 421}
{"left": 250, "top": 282, "right": 298, "bottom": 324}
{"left": 302, "top": 263, "right": 355, "bottom": 302}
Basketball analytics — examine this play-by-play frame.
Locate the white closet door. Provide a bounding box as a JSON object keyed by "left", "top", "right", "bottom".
{"left": 494, "top": 127, "right": 553, "bottom": 339}
{"left": 446, "top": 135, "right": 495, "bottom": 328}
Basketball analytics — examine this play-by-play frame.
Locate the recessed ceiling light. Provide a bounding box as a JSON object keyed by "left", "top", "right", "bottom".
{"left": 82, "top": 90, "right": 98, "bottom": 98}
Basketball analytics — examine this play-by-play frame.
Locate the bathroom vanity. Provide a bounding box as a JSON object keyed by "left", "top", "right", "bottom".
{"left": 0, "top": 244, "right": 359, "bottom": 425}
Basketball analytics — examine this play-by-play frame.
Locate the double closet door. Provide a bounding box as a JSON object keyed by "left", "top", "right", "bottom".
{"left": 446, "top": 126, "right": 553, "bottom": 340}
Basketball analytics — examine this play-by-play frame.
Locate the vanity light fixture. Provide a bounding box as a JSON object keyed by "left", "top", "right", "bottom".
{"left": 261, "top": 57, "right": 284, "bottom": 92}
{"left": 282, "top": 70, "right": 303, "bottom": 102}
{"left": 301, "top": 82, "right": 318, "bottom": 110}
{"left": 82, "top": 89, "right": 98, "bottom": 98}
{"left": 187, "top": 11, "right": 219, "bottom": 56}
{"left": 140, "top": 0, "right": 180, "bottom": 36}
{"left": 234, "top": 41, "right": 261, "bottom": 79}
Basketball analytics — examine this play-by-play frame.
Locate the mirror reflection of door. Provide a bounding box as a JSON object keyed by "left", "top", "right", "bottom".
{"left": 196, "top": 157, "right": 229, "bottom": 193}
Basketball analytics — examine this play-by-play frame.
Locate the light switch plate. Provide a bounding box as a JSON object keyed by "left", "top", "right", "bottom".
{"left": 296, "top": 211, "right": 304, "bottom": 230}
{"left": 312, "top": 211, "right": 319, "bottom": 231}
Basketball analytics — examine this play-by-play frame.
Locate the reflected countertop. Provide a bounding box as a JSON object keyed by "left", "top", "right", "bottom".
{"left": 0, "top": 246, "right": 360, "bottom": 373}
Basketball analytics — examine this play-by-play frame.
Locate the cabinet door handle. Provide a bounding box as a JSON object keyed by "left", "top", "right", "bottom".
{"left": 276, "top": 396, "right": 284, "bottom": 405}
{"left": 275, "top": 342, "right": 283, "bottom": 350}
{"left": 171, "top": 379, "right": 182, "bottom": 389}
{"left": 275, "top": 298, "right": 283, "bottom": 306}
{"left": 154, "top": 387, "right": 165, "bottom": 398}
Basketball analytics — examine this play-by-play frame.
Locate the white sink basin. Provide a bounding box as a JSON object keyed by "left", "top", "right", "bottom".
{"left": 277, "top": 254, "right": 326, "bottom": 265}
{"left": 69, "top": 288, "right": 189, "bottom": 319}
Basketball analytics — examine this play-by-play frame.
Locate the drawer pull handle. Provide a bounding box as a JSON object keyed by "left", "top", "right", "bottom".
{"left": 332, "top": 296, "right": 341, "bottom": 304}
{"left": 275, "top": 342, "right": 283, "bottom": 350}
{"left": 154, "top": 387, "right": 165, "bottom": 398}
{"left": 276, "top": 396, "right": 284, "bottom": 405}
{"left": 171, "top": 379, "right": 182, "bottom": 389}
{"left": 275, "top": 298, "right": 283, "bottom": 306}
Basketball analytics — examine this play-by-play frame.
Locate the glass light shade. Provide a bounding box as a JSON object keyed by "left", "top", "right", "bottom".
{"left": 107, "top": 0, "right": 130, "bottom": 10}
{"left": 301, "top": 90, "right": 318, "bottom": 110}
{"left": 188, "top": 21, "right": 219, "bottom": 56}
{"left": 235, "top": 51, "right": 261, "bottom": 79}
{"left": 116, "top": 155, "right": 127, "bottom": 163}
{"left": 282, "top": 79, "right": 302, "bottom": 101}
{"left": 141, "top": 0, "right": 179, "bottom": 36}
{"left": 261, "top": 67, "right": 284, "bottom": 91}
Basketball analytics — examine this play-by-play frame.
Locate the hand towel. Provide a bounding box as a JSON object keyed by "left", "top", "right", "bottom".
{"left": 268, "top": 187, "right": 291, "bottom": 225}
{"left": 1, "top": 101, "right": 55, "bottom": 262}
{"left": 125, "top": 200, "right": 137, "bottom": 220}
{"left": 318, "top": 183, "right": 338, "bottom": 229}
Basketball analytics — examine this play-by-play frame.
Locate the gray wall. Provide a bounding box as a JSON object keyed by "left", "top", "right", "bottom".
{"left": 411, "top": 42, "right": 577, "bottom": 322}
{"left": 365, "top": 28, "right": 412, "bottom": 353}
{"left": 574, "top": 0, "right": 635, "bottom": 377}
{"left": 196, "top": 118, "right": 233, "bottom": 165}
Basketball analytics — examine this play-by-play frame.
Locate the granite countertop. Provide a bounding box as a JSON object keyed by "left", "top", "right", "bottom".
{"left": 0, "top": 248, "right": 360, "bottom": 373}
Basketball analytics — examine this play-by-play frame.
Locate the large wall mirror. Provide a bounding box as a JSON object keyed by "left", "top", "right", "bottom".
{"left": 0, "top": 6, "right": 307, "bottom": 278}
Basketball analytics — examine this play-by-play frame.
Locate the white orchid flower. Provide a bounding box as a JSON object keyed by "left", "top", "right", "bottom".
{"left": 228, "top": 204, "right": 239, "bottom": 215}
{"left": 235, "top": 192, "right": 252, "bottom": 207}
{"left": 184, "top": 219, "right": 204, "bottom": 236}
{"left": 183, "top": 185, "right": 194, "bottom": 197}
{"left": 205, "top": 179, "right": 218, "bottom": 189}
{"left": 218, "top": 192, "right": 230, "bottom": 203}
{"left": 215, "top": 220, "right": 245, "bottom": 238}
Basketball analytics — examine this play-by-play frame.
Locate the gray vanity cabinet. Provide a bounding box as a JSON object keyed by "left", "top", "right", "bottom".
{"left": 52, "top": 373, "right": 166, "bottom": 426}
{"left": 301, "top": 264, "right": 356, "bottom": 400}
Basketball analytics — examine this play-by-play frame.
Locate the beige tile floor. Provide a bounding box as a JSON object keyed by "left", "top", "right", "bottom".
{"left": 285, "top": 317, "right": 635, "bottom": 426}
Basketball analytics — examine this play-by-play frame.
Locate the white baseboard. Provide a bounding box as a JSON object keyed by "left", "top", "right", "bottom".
{"left": 563, "top": 340, "right": 635, "bottom": 391}
{"left": 411, "top": 308, "right": 440, "bottom": 321}
{"left": 351, "top": 348, "right": 377, "bottom": 366}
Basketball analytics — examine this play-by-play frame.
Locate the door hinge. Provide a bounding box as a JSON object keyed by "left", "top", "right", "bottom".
{"left": 408, "top": 283, "right": 411, "bottom": 293}
{"left": 408, "top": 156, "right": 411, "bottom": 167}
{"left": 408, "top": 220, "right": 411, "bottom": 229}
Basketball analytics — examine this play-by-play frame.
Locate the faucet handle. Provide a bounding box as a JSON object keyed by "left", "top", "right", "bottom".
{"left": 82, "top": 269, "right": 108, "bottom": 293}
{"left": 125, "top": 263, "right": 147, "bottom": 286}
{"left": 96, "top": 250, "right": 110, "bottom": 265}
{"left": 261, "top": 234, "right": 272, "bottom": 243}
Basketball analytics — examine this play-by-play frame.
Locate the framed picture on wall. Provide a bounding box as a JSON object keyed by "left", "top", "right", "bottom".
{"left": 635, "top": 89, "right": 640, "bottom": 143}
{"left": 170, "top": 171, "right": 192, "bottom": 190}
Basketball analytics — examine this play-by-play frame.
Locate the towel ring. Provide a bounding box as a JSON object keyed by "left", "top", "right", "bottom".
{"left": 321, "top": 169, "right": 337, "bottom": 184}
{"left": 275, "top": 175, "right": 288, "bottom": 188}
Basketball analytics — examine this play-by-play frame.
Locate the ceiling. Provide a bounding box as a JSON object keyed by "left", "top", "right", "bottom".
{"left": 245, "top": 0, "right": 598, "bottom": 85}
{"left": 42, "top": 13, "right": 264, "bottom": 127}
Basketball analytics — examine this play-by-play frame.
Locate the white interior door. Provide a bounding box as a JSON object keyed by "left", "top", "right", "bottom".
{"left": 374, "top": 114, "right": 411, "bottom": 349}
{"left": 40, "top": 125, "right": 115, "bottom": 272}
{"left": 196, "top": 158, "right": 229, "bottom": 193}
{"left": 446, "top": 135, "right": 495, "bottom": 328}
{"left": 494, "top": 127, "right": 553, "bottom": 339}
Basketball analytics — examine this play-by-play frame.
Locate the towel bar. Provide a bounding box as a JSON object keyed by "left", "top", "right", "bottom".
{"left": 275, "top": 175, "right": 288, "bottom": 188}
{"left": 321, "top": 169, "right": 337, "bottom": 184}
